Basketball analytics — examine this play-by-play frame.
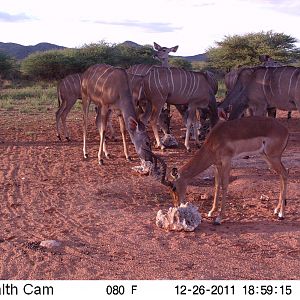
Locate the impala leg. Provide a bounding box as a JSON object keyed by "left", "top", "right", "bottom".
{"left": 264, "top": 155, "right": 288, "bottom": 219}
{"left": 208, "top": 165, "right": 221, "bottom": 217}
{"left": 214, "top": 161, "right": 231, "bottom": 225}
{"left": 118, "top": 114, "right": 131, "bottom": 161}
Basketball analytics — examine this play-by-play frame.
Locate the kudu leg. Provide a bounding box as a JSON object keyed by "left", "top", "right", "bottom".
{"left": 82, "top": 100, "right": 90, "bottom": 159}
{"left": 97, "top": 106, "right": 110, "bottom": 164}
{"left": 150, "top": 103, "right": 165, "bottom": 150}
{"left": 95, "top": 107, "right": 110, "bottom": 160}
{"left": 184, "top": 107, "right": 196, "bottom": 152}
{"left": 118, "top": 114, "right": 131, "bottom": 161}
{"left": 60, "top": 101, "right": 76, "bottom": 142}
{"left": 55, "top": 100, "right": 67, "bottom": 141}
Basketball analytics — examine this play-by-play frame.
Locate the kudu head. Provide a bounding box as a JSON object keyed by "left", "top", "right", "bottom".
{"left": 128, "top": 117, "right": 153, "bottom": 162}
{"left": 219, "top": 68, "right": 254, "bottom": 119}
{"left": 158, "top": 106, "right": 172, "bottom": 134}
{"left": 147, "top": 151, "right": 183, "bottom": 207}
{"left": 153, "top": 42, "right": 179, "bottom": 67}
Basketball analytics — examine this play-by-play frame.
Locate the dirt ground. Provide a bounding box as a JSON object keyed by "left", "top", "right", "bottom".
{"left": 0, "top": 108, "right": 300, "bottom": 280}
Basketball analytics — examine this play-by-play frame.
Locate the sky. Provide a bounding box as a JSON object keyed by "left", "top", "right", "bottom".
{"left": 0, "top": 0, "right": 300, "bottom": 56}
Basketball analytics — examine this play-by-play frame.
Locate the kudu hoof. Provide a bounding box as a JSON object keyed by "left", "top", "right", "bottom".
{"left": 66, "top": 137, "right": 71, "bottom": 142}
{"left": 99, "top": 159, "right": 104, "bottom": 165}
{"left": 186, "top": 148, "right": 191, "bottom": 153}
{"left": 57, "top": 135, "right": 62, "bottom": 141}
{"left": 84, "top": 154, "right": 89, "bottom": 159}
{"left": 213, "top": 220, "right": 221, "bottom": 226}
{"left": 127, "top": 156, "right": 133, "bottom": 162}
{"left": 278, "top": 216, "right": 285, "bottom": 221}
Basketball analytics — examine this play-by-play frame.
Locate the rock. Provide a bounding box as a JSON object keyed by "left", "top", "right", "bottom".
{"left": 40, "top": 240, "right": 62, "bottom": 249}
{"left": 156, "top": 202, "right": 201, "bottom": 232}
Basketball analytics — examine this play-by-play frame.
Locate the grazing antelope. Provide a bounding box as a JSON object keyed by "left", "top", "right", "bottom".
{"left": 81, "top": 64, "right": 153, "bottom": 164}
{"left": 220, "top": 66, "right": 300, "bottom": 120}
{"left": 152, "top": 116, "right": 289, "bottom": 225}
{"left": 142, "top": 66, "right": 219, "bottom": 151}
{"left": 259, "top": 55, "right": 292, "bottom": 119}
{"left": 56, "top": 73, "right": 82, "bottom": 141}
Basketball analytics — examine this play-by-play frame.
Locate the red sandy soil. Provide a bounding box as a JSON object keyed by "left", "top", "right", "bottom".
{"left": 0, "top": 108, "right": 300, "bottom": 280}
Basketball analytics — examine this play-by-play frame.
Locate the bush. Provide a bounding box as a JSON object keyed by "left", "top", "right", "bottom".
{"left": 20, "top": 41, "right": 156, "bottom": 81}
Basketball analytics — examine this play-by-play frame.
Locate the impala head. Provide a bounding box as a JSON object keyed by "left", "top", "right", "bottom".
{"left": 128, "top": 117, "right": 153, "bottom": 162}
{"left": 153, "top": 42, "right": 179, "bottom": 65}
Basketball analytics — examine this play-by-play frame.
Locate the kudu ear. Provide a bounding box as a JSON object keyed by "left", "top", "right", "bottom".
{"left": 170, "top": 167, "right": 179, "bottom": 179}
{"left": 153, "top": 42, "right": 161, "bottom": 50}
{"left": 171, "top": 45, "right": 179, "bottom": 53}
{"left": 128, "top": 117, "right": 138, "bottom": 132}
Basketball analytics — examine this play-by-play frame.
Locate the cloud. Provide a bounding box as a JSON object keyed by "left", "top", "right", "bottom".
{"left": 0, "top": 11, "right": 34, "bottom": 22}
{"left": 82, "top": 19, "right": 181, "bottom": 33}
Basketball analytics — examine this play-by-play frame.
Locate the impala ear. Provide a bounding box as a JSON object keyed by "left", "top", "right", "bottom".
{"left": 171, "top": 167, "right": 179, "bottom": 179}
{"left": 153, "top": 42, "right": 161, "bottom": 50}
{"left": 128, "top": 117, "right": 138, "bottom": 132}
{"left": 171, "top": 45, "right": 179, "bottom": 53}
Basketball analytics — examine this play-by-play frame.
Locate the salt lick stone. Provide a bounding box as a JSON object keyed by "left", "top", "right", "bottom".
{"left": 156, "top": 202, "right": 201, "bottom": 232}
{"left": 132, "top": 160, "right": 154, "bottom": 175}
{"left": 161, "top": 134, "right": 178, "bottom": 148}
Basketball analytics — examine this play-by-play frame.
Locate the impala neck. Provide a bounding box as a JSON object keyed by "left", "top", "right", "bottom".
{"left": 179, "top": 144, "right": 215, "bottom": 183}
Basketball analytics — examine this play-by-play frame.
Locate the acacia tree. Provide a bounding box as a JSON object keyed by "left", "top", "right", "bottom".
{"left": 207, "top": 31, "right": 300, "bottom": 71}
{"left": 0, "top": 51, "right": 16, "bottom": 79}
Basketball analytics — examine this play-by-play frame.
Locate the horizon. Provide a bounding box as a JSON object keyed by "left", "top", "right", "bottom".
{"left": 1, "top": 0, "right": 300, "bottom": 56}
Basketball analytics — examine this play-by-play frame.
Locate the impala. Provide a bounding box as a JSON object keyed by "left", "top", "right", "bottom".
{"left": 152, "top": 116, "right": 289, "bottom": 224}
{"left": 81, "top": 64, "right": 153, "bottom": 164}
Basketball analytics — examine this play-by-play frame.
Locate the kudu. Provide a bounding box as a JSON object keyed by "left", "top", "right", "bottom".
{"left": 152, "top": 116, "right": 289, "bottom": 225}
{"left": 141, "top": 66, "right": 219, "bottom": 151}
{"left": 127, "top": 65, "right": 171, "bottom": 135}
{"left": 127, "top": 42, "right": 179, "bottom": 134}
{"left": 56, "top": 73, "right": 82, "bottom": 141}
{"left": 81, "top": 64, "right": 153, "bottom": 164}
{"left": 220, "top": 66, "right": 300, "bottom": 120}
{"left": 55, "top": 73, "right": 116, "bottom": 142}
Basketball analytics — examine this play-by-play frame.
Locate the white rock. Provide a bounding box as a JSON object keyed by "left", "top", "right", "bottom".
{"left": 40, "top": 240, "right": 62, "bottom": 249}
{"left": 156, "top": 202, "right": 201, "bottom": 232}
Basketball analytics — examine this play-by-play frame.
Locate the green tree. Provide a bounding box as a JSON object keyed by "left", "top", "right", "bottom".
{"left": 207, "top": 31, "right": 300, "bottom": 71}
{"left": 0, "top": 51, "right": 16, "bottom": 79}
{"left": 169, "top": 57, "right": 192, "bottom": 70}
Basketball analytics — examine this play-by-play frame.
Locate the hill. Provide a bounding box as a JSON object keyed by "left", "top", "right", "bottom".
{"left": 0, "top": 40, "right": 207, "bottom": 62}
{"left": 0, "top": 42, "right": 65, "bottom": 59}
